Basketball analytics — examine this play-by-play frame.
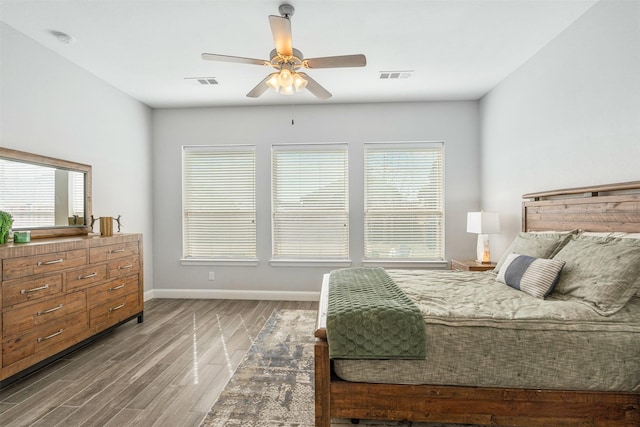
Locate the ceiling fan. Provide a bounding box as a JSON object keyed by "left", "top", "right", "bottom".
{"left": 201, "top": 4, "right": 366, "bottom": 99}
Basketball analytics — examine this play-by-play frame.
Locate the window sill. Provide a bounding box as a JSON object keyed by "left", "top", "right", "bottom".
{"left": 362, "top": 260, "right": 448, "bottom": 269}
{"left": 269, "top": 259, "right": 352, "bottom": 268}
{"left": 180, "top": 258, "right": 259, "bottom": 267}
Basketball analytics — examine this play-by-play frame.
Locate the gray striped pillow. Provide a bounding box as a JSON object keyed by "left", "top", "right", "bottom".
{"left": 496, "top": 253, "right": 566, "bottom": 299}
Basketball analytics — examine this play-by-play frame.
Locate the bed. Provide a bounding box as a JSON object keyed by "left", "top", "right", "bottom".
{"left": 314, "top": 181, "right": 640, "bottom": 427}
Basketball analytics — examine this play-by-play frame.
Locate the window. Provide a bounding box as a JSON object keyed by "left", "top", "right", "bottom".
{"left": 272, "top": 144, "right": 349, "bottom": 260}
{"left": 364, "top": 142, "right": 444, "bottom": 261}
{"left": 182, "top": 146, "right": 256, "bottom": 261}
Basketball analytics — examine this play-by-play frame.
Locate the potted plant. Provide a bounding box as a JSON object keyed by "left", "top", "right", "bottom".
{"left": 0, "top": 210, "right": 13, "bottom": 244}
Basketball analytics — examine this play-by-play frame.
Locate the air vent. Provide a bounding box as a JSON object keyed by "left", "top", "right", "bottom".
{"left": 185, "top": 77, "right": 219, "bottom": 85}
{"left": 379, "top": 71, "right": 413, "bottom": 79}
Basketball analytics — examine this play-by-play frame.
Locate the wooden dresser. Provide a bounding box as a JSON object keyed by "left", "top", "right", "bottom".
{"left": 0, "top": 233, "right": 143, "bottom": 384}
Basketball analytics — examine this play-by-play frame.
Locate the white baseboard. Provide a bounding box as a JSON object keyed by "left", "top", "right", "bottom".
{"left": 145, "top": 288, "right": 320, "bottom": 302}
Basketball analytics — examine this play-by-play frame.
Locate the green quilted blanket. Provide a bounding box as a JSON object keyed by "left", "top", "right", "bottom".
{"left": 326, "top": 267, "right": 427, "bottom": 359}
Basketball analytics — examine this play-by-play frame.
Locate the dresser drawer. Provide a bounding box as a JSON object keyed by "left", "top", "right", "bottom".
{"left": 2, "top": 274, "right": 63, "bottom": 308}
{"left": 90, "top": 241, "right": 139, "bottom": 264}
{"left": 3, "top": 290, "right": 87, "bottom": 338}
{"left": 106, "top": 256, "right": 140, "bottom": 279}
{"left": 65, "top": 265, "right": 107, "bottom": 290}
{"left": 87, "top": 274, "right": 138, "bottom": 308}
{"left": 89, "top": 291, "right": 139, "bottom": 331}
{"left": 2, "top": 249, "right": 88, "bottom": 281}
{"left": 3, "top": 311, "right": 88, "bottom": 367}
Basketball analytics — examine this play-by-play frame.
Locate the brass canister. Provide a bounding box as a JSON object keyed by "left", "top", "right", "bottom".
{"left": 100, "top": 216, "right": 113, "bottom": 236}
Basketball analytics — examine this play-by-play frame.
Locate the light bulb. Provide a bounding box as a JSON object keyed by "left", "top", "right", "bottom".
{"left": 278, "top": 68, "right": 293, "bottom": 88}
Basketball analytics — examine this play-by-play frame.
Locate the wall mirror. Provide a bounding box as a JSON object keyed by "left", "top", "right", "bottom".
{"left": 0, "top": 147, "right": 92, "bottom": 239}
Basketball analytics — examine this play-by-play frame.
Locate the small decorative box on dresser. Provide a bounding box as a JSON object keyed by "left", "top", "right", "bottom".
{"left": 0, "top": 233, "right": 143, "bottom": 384}
{"left": 450, "top": 259, "right": 496, "bottom": 272}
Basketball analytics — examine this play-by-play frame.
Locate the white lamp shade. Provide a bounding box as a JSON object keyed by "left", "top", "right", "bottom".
{"left": 466, "top": 212, "right": 500, "bottom": 234}
{"left": 266, "top": 73, "right": 280, "bottom": 91}
{"left": 278, "top": 68, "right": 293, "bottom": 87}
{"left": 292, "top": 73, "right": 308, "bottom": 92}
{"left": 279, "top": 84, "right": 295, "bottom": 95}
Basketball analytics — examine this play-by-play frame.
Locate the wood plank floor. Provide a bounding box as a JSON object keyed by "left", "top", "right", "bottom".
{"left": 0, "top": 298, "right": 318, "bottom": 427}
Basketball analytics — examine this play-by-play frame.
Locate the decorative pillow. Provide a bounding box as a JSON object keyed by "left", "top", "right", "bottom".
{"left": 551, "top": 235, "right": 640, "bottom": 315}
{"left": 493, "top": 231, "right": 575, "bottom": 272}
{"left": 496, "top": 254, "right": 565, "bottom": 299}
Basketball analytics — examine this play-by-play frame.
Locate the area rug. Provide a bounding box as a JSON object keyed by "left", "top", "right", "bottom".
{"left": 200, "top": 309, "right": 315, "bottom": 427}
{"left": 200, "top": 309, "right": 492, "bottom": 427}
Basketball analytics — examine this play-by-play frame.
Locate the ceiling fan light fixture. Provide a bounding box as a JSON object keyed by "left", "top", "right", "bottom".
{"left": 202, "top": 4, "right": 365, "bottom": 99}
{"left": 266, "top": 69, "right": 307, "bottom": 95}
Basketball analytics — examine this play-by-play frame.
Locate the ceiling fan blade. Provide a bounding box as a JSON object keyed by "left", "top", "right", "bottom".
{"left": 298, "top": 73, "right": 331, "bottom": 99}
{"left": 269, "top": 15, "right": 293, "bottom": 57}
{"left": 201, "top": 53, "right": 268, "bottom": 66}
{"left": 304, "top": 54, "right": 367, "bottom": 69}
{"left": 246, "top": 73, "right": 276, "bottom": 98}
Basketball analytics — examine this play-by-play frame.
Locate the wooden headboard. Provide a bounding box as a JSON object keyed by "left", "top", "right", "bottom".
{"left": 522, "top": 181, "right": 640, "bottom": 233}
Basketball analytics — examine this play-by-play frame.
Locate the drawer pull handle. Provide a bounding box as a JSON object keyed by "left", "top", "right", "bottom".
{"left": 110, "top": 248, "right": 125, "bottom": 253}
{"left": 78, "top": 272, "right": 98, "bottom": 280}
{"left": 37, "top": 258, "right": 63, "bottom": 266}
{"left": 37, "top": 304, "right": 63, "bottom": 316}
{"left": 109, "top": 284, "right": 125, "bottom": 292}
{"left": 119, "top": 264, "right": 133, "bottom": 270}
{"left": 109, "top": 303, "right": 125, "bottom": 312}
{"left": 21, "top": 284, "right": 50, "bottom": 294}
{"left": 38, "top": 329, "right": 64, "bottom": 343}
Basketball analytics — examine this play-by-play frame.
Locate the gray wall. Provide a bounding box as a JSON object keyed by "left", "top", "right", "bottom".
{"left": 480, "top": 0, "right": 640, "bottom": 257}
{"left": 152, "top": 102, "right": 480, "bottom": 298}
{"left": 0, "top": 23, "right": 155, "bottom": 293}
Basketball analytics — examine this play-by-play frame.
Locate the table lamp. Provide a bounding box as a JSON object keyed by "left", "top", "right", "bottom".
{"left": 467, "top": 212, "right": 500, "bottom": 263}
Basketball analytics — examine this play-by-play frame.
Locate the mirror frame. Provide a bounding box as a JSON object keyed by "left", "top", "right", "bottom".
{"left": 0, "top": 147, "right": 92, "bottom": 239}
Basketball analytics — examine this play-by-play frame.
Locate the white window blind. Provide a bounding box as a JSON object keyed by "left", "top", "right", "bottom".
{"left": 364, "top": 142, "right": 444, "bottom": 260}
{"left": 272, "top": 144, "right": 349, "bottom": 259}
{"left": 183, "top": 146, "right": 256, "bottom": 260}
{"left": 0, "top": 159, "right": 55, "bottom": 227}
{"left": 71, "top": 171, "right": 85, "bottom": 220}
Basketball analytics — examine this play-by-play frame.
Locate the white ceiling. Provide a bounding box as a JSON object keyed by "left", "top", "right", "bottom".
{"left": 0, "top": 0, "right": 598, "bottom": 108}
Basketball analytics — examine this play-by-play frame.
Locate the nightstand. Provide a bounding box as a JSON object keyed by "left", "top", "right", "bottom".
{"left": 450, "top": 259, "right": 496, "bottom": 272}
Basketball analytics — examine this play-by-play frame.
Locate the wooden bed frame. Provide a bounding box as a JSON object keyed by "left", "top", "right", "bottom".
{"left": 314, "top": 181, "right": 640, "bottom": 427}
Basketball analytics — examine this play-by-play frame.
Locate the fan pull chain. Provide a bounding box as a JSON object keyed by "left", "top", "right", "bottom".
{"left": 290, "top": 97, "right": 295, "bottom": 125}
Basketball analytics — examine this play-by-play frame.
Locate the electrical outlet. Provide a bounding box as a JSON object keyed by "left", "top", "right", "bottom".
{"left": 208, "top": 271, "right": 215, "bottom": 281}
